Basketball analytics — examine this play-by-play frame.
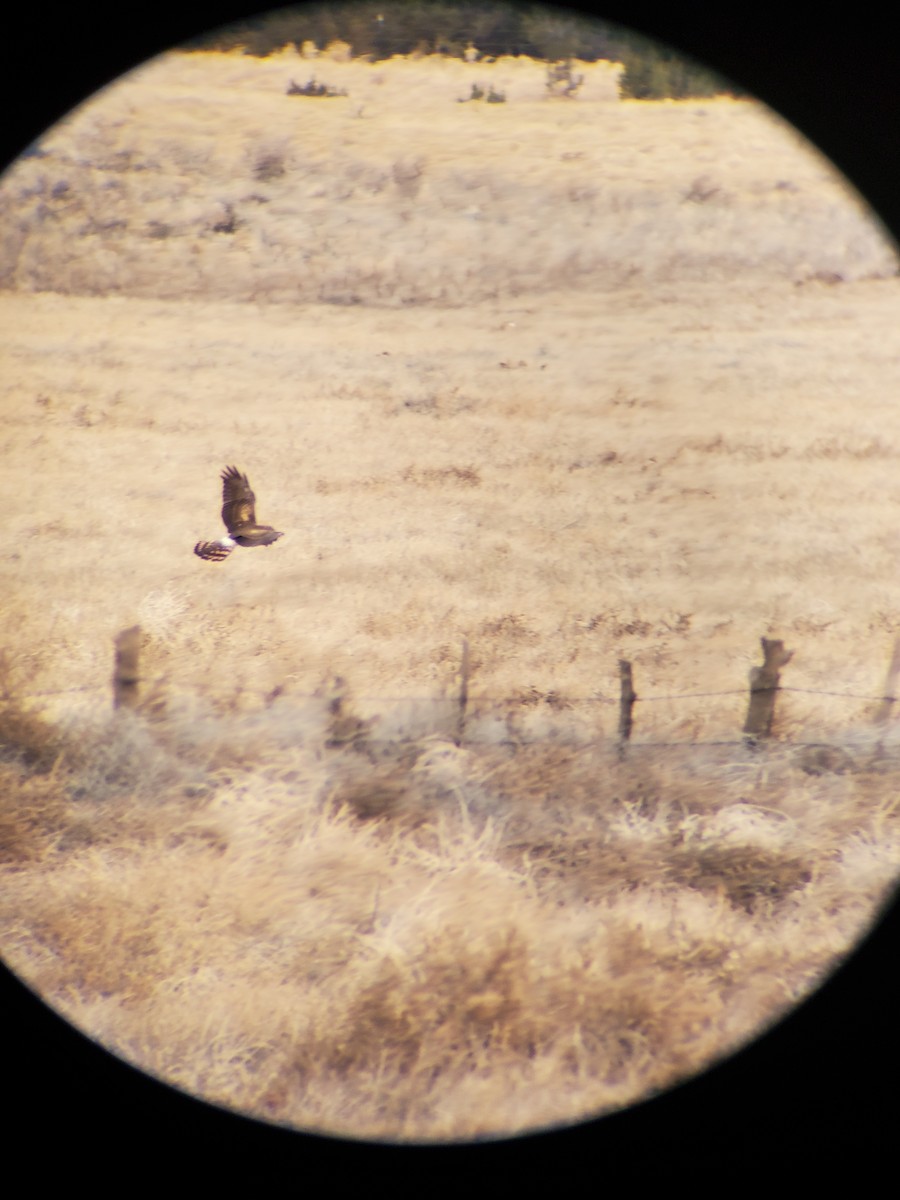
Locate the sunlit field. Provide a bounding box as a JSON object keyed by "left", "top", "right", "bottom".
{"left": 2, "top": 46, "right": 900, "bottom": 1141}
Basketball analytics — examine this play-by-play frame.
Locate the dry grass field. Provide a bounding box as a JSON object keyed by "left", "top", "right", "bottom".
{"left": 2, "top": 46, "right": 900, "bottom": 1142}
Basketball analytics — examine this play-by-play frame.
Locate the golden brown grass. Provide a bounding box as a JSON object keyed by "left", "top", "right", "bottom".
{"left": 3, "top": 684, "right": 898, "bottom": 1140}
{"left": 2, "top": 48, "right": 900, "bottom": 1142}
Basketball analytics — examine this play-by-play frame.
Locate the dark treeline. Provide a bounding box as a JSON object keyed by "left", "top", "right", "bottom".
{"left": 185, "top": 2, "right": 737, "bottom": 99}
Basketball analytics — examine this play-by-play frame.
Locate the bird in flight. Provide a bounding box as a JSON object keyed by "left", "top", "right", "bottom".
{"left": 194, "top": 465, "right": 284, "bottom": 562}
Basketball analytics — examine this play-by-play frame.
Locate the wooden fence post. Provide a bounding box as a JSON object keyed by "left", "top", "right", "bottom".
{"left": 618, "top": 659, "right": 636, "bottom": 753}
{"left": 873, "top": 636, "right": 900, "bottom": 724}
{"left": 112, "top": 625, "right": 141, "bottom": 711}
{"left": 456, "top": 638, "right": 470, "bottom": 746}
{"left": 743, "top": 637, "right": 793, "bottom": 741}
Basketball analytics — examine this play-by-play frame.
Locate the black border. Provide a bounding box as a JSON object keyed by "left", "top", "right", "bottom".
{"left": 3, "top": 1, "right": 899, "bottom": 1179}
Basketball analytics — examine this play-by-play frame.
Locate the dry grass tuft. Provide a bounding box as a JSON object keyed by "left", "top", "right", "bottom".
{"left": 0, "top": 650, "right": 64, "bottom": 771}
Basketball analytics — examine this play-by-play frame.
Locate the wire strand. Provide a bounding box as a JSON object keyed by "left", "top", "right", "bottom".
{"left": 24, "top": 683, "right": 896, "bottom": 704}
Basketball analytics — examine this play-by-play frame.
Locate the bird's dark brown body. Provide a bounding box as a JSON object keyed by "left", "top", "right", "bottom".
{"left": 194, "top": 465, "right": 283, "bottom": 561}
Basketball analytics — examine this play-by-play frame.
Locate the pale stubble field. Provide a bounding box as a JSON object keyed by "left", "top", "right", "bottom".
{"left": 2, "top": 49, "right": 900, "bottom": 1141}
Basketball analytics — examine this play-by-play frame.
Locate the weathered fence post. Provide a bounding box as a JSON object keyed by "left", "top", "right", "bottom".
{"left": 743, "top": 637, "right": 793, "bottom": 741}
{"left": 456, "top": 638, "right": 470, "bottom": 746}
{"left": 112, "top": 625, "right": 141, "bottom": 711}
{"left": 618, "top": 659, "right": 636, "bottom": 754}
{"left": 323, "top": 675, "right": 372, "bottom": 749}
{"left": 873, "top": 636, "right": 900, "bottom": 724}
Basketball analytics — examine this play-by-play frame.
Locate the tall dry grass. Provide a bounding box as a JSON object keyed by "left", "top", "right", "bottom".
{"left": 2, "top": 48, "right": 900, "bottom": 1142}
{"left": 2, "top": 664, "right": 898, "bottom": 1140}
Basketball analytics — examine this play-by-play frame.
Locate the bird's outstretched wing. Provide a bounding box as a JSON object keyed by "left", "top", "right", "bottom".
{"left": 220, "top": 465, "right": 257, "bottom": 534}
{"left": 195, "top": 465, "right": 282, "bottom": 561}
{"left": 194, "top": 538, "right": 236, "bottom": 562}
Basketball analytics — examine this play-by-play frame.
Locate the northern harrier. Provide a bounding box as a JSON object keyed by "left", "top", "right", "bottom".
{"left": 194, "top": 465, "right": 284, "bottom": 562}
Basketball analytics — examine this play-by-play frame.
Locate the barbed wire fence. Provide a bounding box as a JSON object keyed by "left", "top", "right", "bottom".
{"left": 18, "top": 626, "right": 900, "bottom": 761}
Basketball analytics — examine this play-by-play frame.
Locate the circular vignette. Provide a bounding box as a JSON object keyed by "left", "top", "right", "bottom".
{"left": 1, "top": 0, "right": 899, "bottom": 1174}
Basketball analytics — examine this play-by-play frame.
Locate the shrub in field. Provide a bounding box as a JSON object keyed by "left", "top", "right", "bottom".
{"left": 458, "top": 82, "right": 506, "bottom": 104}
{"left": 619, "top": 45, "right": 733, "bottom": 100}
{"left": 252, "top": 149, "right": 285, "bottom": 182}
{"left": 286, "top": 77, "right": 348, "bottom": 98}
{"left": 545, "top": 60, "right": 584, "bottom": 98}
